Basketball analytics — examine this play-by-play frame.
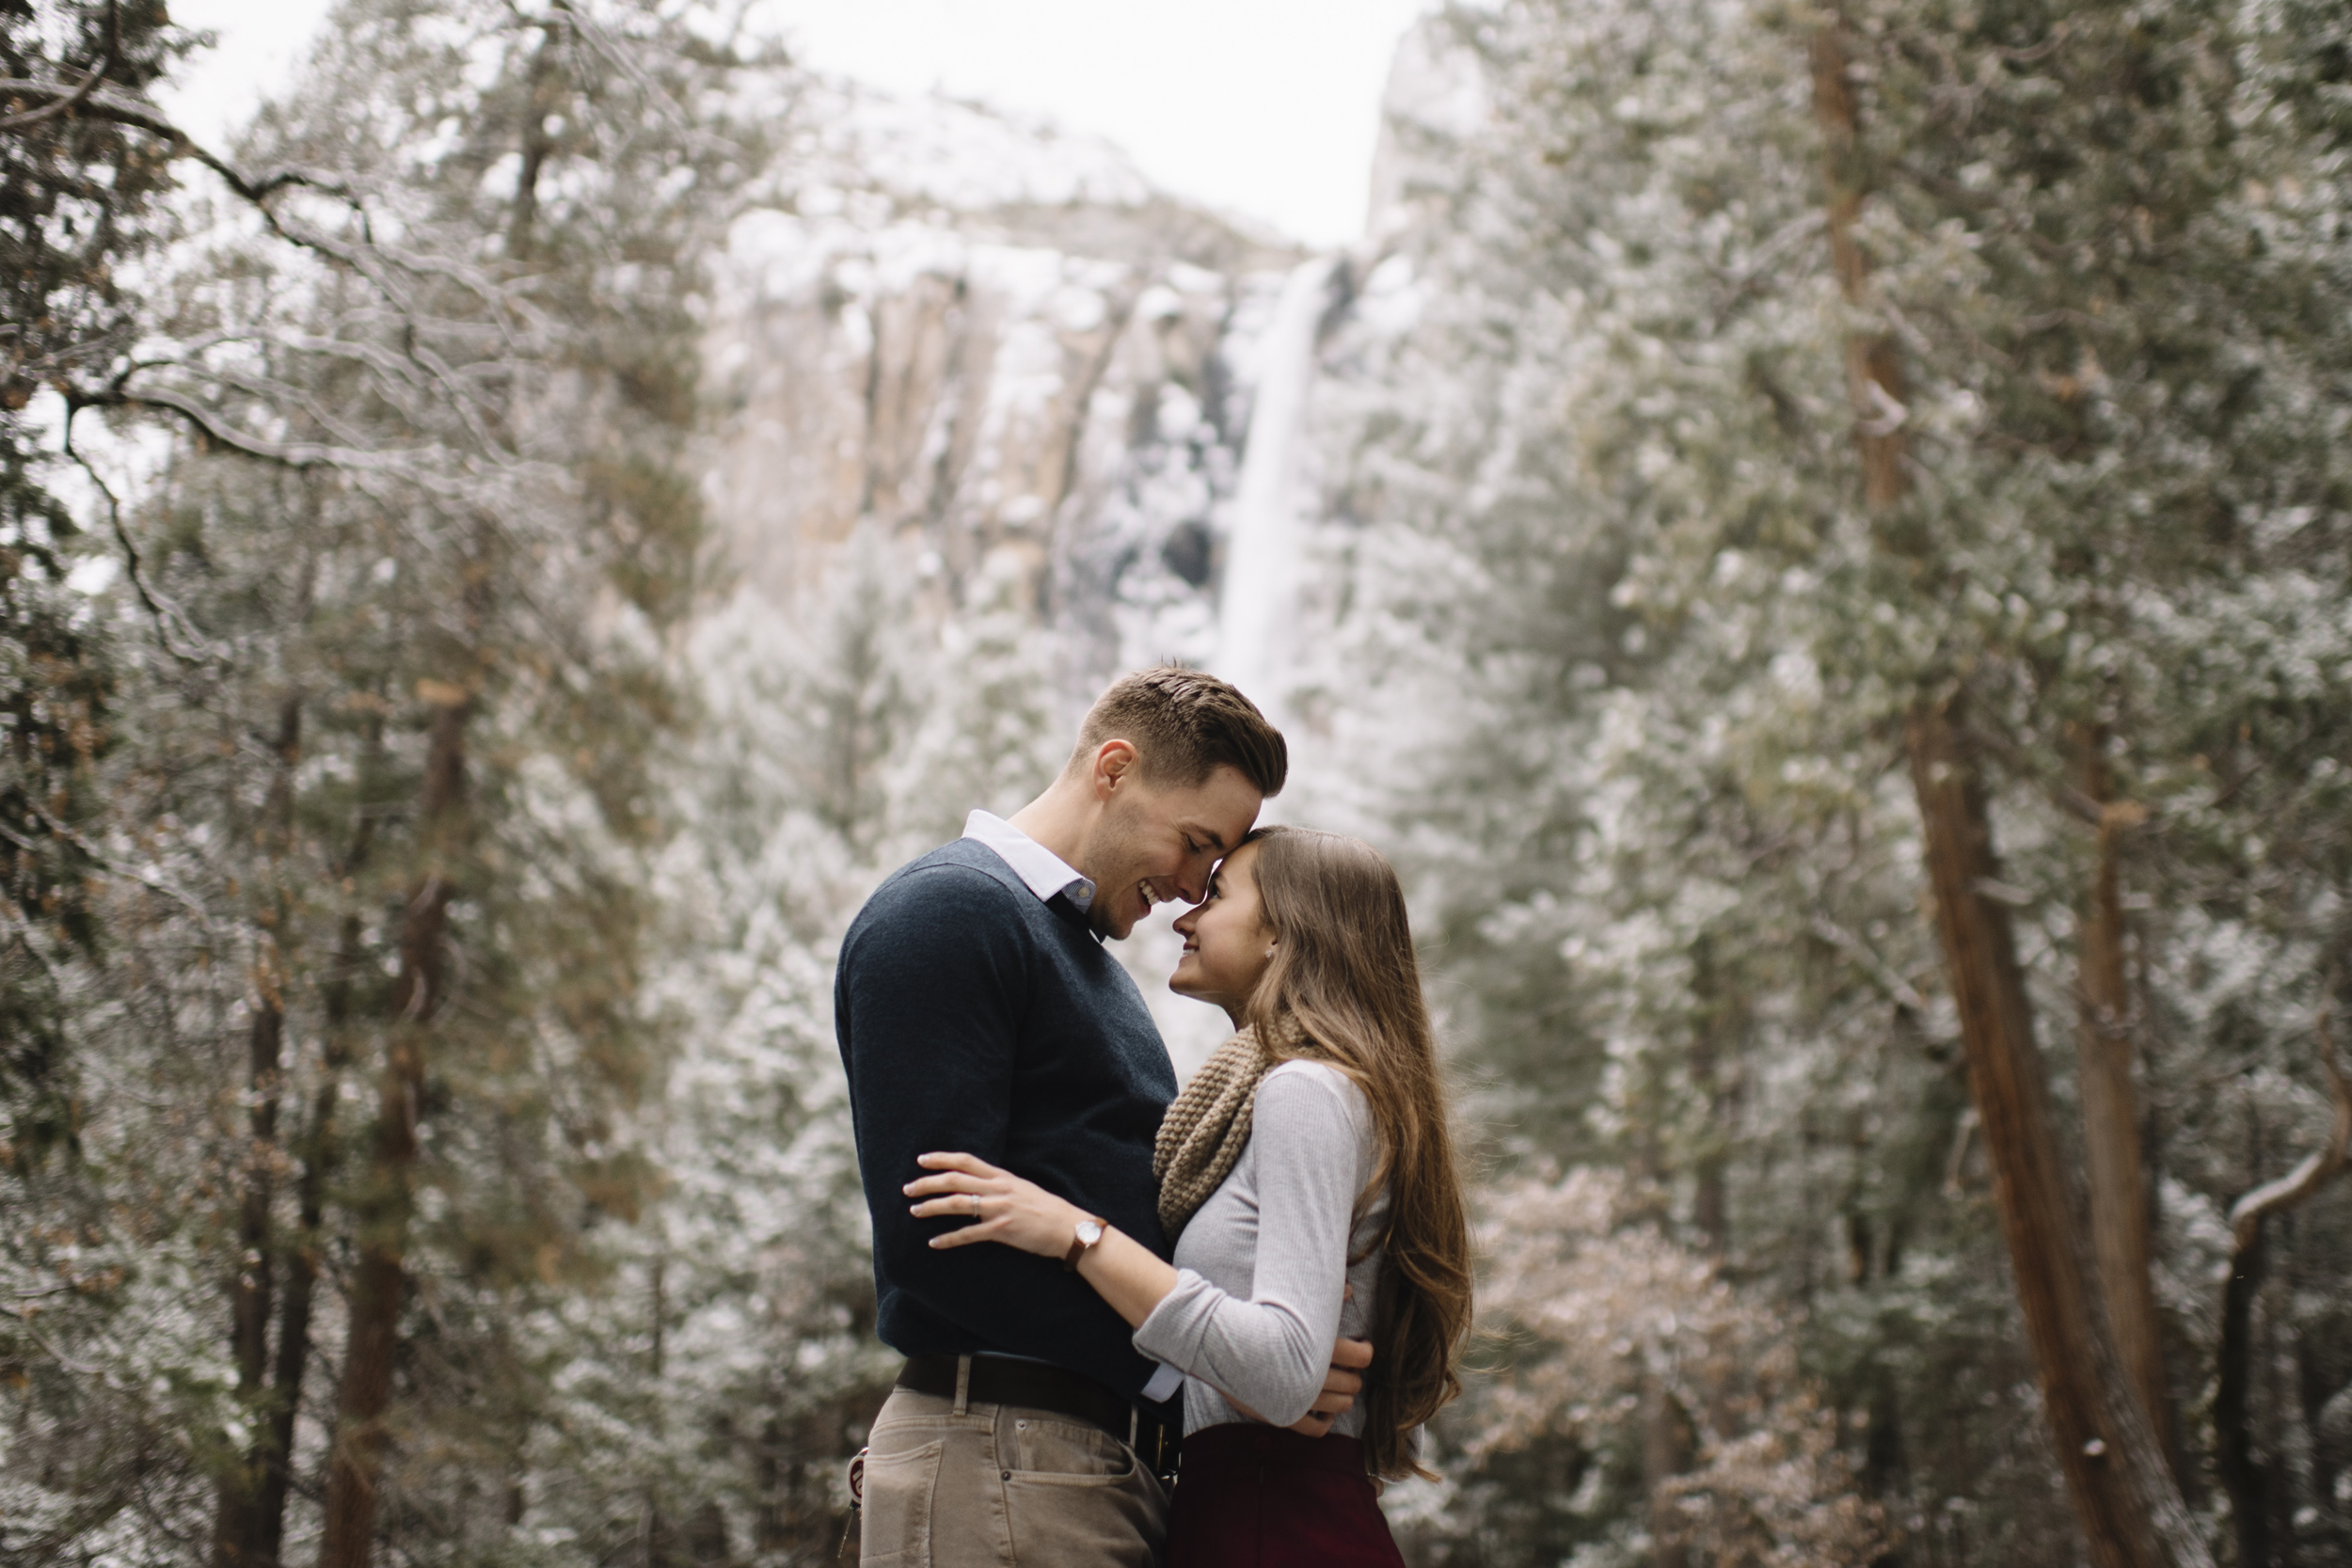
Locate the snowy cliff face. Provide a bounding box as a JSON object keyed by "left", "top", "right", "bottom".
{"left": 687, "top": 84, "right": 1359, "bottom": 1077}
{"left": 692, "top": 25, "right": 1486, "bottom": 716}
{"left": 697, "top": 81, "right": 1311, "bottom": 683}
{"left": 1365, "top": 11, "right": 1488, "bottom": 243}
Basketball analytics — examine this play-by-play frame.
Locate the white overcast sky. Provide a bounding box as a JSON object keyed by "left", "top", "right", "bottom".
{"left": 161, "top": 0, "right": 1436, "bottom": 245}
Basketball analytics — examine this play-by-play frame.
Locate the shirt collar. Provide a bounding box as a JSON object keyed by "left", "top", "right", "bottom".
{"left": 961, "top": 810, "right": 1096, "bottom": 912}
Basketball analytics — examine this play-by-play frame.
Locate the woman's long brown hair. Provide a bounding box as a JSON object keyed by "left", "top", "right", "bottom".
{"left": 1240, "top": 827, "right": 1472, "bottom": 1481}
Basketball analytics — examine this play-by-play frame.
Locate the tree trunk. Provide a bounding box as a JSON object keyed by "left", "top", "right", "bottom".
{"left": 256, "top": 1074, "right": 332, "bottom": 1565}
{"left": 259, "top": 705, "right": 386, "bottom": 1566}
{"left": 753, "top": 1417, "right": 787, "bottom": 1554}
{"left": 644, "top": 1255, "right": 669, "bottom": 1568}
{"left": 252, "top": 911, "right": 365, "bottom": 1567}
{"left": 1642, "top": 1372, "right": 1694, "bottom": 1568}
{"left": 213, "top": 694, "right": 301, "bottom": 1568}
{"left": 507, "top": 30, "right": 561, "bottom": 261}
{"left": 1810, "top": 22, "right": 2211, "bottom": 1568}
{"left": 314, "top": 47, "right": 538, "bottom": 1548}
{"left": 1905, "top": 707, "right": 2204, "bottom": 1568}
{"left": 2217, "top": 1009, "right": 2350, "bottom": 1567}
{"left": 2216, "top": 1223, "right": 2269, "bottom": 1568}
{"left": 1690, "top": 939, "right": 1737, "bottom": 1258}
{"left": 210, "top": 996, "right": 282, "bottom": 1567}
{"left": 2074, "top": 732, "right": 2172, "bottom": 1460}
{"left": 1807, "top": 28, "right": 1907, "bottom": 516}
{"left": 315, "top": 692, "right": 469, "bottom": 1568}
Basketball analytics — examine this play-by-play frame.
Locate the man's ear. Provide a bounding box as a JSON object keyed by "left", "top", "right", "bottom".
{"left": 1091, "top": 738, "right": 1137, "bottom": 798}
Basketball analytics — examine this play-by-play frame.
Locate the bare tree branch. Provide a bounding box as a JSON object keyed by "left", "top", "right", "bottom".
{"left": 60, "top": 429, "right": 219, "bottom": 666}
{"left": 1809, "top": 915, "right": 1928, "bottom": 1010}
{"left": 0, "top": 57, "right": 113, "bottom": 133}
{"left": 0, "top": 78, "right": 527, "bottom": 331}
{"left": 72, "top": 385, "right": 469, "bottom": 487}
{"left": 0, "top": 0, "right": 117, "bottom": 134}
{"left": 15, "top": 799, "right": 219, "bottom": 931}
{"left": 2227, "top": 1001, "right": 2352, "bottom": 1249}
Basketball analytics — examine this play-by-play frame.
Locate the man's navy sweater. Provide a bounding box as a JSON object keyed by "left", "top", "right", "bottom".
{"left": 834, "top": 837, "right": 1178, "bottom": 1401}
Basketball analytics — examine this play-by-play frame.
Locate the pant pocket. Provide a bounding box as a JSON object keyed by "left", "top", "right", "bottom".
{"left": 1001, "top": 1471, "right": 1165, "bottom": 1568}
{"left": 1000, "top": 1423, "right": 1164, "bottom": 1568}
{"left": 859, "top": 1437, "right": 946, "bottom": 1566}
{"left": 1002, "top": 1416, "right": 1136, "bottom": 1481}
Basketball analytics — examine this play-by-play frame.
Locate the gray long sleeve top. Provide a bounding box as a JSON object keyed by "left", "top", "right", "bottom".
{"left": 1131, "top": 1060, "right": 1390, "bottom": 1434}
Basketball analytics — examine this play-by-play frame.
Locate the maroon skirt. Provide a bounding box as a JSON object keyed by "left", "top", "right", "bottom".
{"left": 1167, "top": 1423, "right": 1407, "bottom": 1568}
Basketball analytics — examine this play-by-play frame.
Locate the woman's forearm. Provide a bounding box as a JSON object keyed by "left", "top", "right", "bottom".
{"left": 1075, "top": 1225, "right": 1179, "bottom": 1327}
{"left": 899, "top": 1151, "right": 1174, "bottom": 1330}
{"left": 901, "top": 1153, "right": 1362, "bottom": 1432}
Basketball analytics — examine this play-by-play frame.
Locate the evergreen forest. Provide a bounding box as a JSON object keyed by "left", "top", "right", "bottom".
{"left": 3, "top": 2, "right": 2348, "bottom": 1566}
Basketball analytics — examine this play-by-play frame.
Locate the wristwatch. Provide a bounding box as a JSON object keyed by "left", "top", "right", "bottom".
{"left": 1063, "top": 1215, "right": 1105, "bottom": 1272}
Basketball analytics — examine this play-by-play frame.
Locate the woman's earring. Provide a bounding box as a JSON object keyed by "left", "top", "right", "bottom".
{"left": 1264, "top": 946, "right": 1277, "bottom": 959}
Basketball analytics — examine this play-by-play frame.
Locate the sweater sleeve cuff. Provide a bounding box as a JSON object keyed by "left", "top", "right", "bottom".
{"left": 1131, "top": 1266, "right": 1221, "bottom": 1373}
{"left": 1139, "top": 1360, "right": 1183, "bottom": 1403}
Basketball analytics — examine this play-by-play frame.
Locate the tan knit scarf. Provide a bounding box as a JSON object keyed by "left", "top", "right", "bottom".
{"left": 1154, "top": 1019, "right": 1309, "bottom": 1239}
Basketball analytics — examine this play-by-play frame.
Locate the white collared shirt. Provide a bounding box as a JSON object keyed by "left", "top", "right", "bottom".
{"left": 961, "top": 810, "right": 1096, "bottom": 912}
{"left": 957, "top": 809, "right": 1182, "bottom": 1405}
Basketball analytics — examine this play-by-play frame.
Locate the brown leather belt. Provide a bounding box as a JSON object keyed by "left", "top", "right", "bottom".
{"left": 897, "top": 1354, "right": 1182, "bottom": 1483}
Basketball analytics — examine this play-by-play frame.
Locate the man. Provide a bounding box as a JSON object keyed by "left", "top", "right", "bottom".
{"left": 835, "top": 667, "right": 1368, "bottom": 1567}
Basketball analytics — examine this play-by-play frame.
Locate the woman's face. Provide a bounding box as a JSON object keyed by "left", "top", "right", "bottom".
{"left": 1169, "top": 842, "right": 1273, "bottom": 1019}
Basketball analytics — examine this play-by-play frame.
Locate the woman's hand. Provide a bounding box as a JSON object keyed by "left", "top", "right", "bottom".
{"left": 908, "top": 1152, "right": 1180, "bottom": 1327}
{"left": 905, "top": 1151, "right": 1089, "bottom": 1259}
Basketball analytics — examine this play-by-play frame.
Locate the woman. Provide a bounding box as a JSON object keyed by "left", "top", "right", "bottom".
{"left": 906, "top": 826, "right": 1472, "bottom": 1564}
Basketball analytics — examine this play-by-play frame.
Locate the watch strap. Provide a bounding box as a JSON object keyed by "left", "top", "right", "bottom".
{"left": 1062, "top": 1216, "right": 1104, "bottom": 1272}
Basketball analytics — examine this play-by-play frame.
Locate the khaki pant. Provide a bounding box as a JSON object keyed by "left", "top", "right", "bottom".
{"left": 857, "top": 1379, "right": 1168, "bottom": 1568}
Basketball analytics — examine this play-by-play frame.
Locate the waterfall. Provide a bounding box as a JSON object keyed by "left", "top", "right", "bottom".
{"left": 1215, "top": 256, "right": 1334, "bottom": 737}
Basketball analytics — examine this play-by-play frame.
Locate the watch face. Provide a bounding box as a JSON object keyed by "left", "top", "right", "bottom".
{"left": 1075, "top": 1219, "right": 1104, "bottom": 1246}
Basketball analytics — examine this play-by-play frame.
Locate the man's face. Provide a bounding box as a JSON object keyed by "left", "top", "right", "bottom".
{"left": 1078, "top": 760, "right": 1263, "bottom": 941}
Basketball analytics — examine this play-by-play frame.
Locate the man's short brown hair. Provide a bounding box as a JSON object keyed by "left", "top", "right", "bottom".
{"left": 1070, "top": 667, "right": 1287, "bottom": 797}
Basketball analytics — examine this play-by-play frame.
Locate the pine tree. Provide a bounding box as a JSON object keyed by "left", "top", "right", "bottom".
{"left": 0, "top": 0, "right": 183, "bottom": 1163}
{"left": 1324, "top": 0, "right": 2352, "bottom": 1560}
{"left": 4, "top": 2, "right": 768, "bottom": 1561}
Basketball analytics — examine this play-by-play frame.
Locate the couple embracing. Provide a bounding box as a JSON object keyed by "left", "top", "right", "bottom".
{"left": 835, "top": 668, "right": 1472, "bottom": 1566}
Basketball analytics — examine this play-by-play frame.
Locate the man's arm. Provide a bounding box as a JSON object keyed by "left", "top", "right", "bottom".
{"left": 837, "top": 866, "right": 1162, "bottom": 1396}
